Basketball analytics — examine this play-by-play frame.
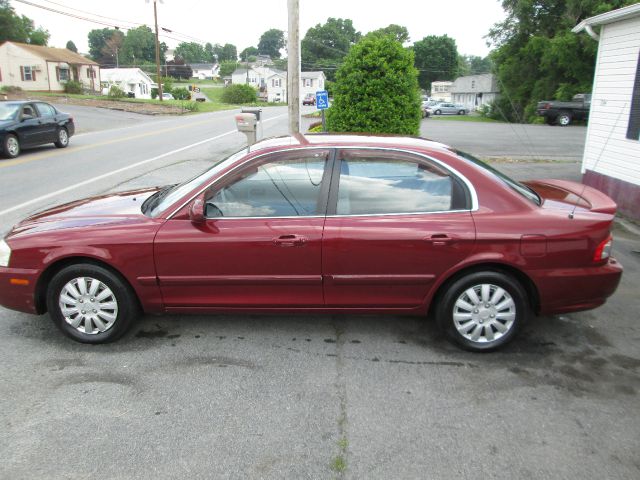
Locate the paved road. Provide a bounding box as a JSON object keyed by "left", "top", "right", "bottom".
{"left": 1, "top": 107, "right": 638, "bottom": 479}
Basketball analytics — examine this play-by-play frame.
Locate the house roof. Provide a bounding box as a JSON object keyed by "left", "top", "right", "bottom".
{"left": 6, "top": 41, "right": 98, "bottom": 65}
{"left": 232, "top": 68, "right": 250, "bottom": 75}
{"left": 190, "top": 63, "right": 215, "bottom": 69}
{"left": 301, "top": 71, "right": 324, "bottom": 79}
{"left": 100, "top": 68, "right": 154, "bottom": 84}
{"left": 573, "top": 3, "right": 640, "bottom": 33}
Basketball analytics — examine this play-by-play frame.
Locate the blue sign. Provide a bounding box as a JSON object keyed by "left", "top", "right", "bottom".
{"left": 316, "top": 90, "right": 329, "bottom": 110}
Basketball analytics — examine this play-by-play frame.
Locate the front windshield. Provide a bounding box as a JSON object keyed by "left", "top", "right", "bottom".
{"left": 456, "top": 150, "right": 541, "bottom": 206}
{"left": 0, "top": 104, "right": 20, "bottom": 121}
{"left": 144, "top": 147, "right": 249, "bottom": 217}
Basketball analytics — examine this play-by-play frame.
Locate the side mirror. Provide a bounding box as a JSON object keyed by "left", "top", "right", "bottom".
{"left": 189, "top": 197, "right": 205, "bottom": 224}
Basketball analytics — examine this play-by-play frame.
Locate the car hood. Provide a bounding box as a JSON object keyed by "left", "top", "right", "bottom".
{"left": 9, "top": 187, "right": 161, "bottom": 236}
{"left": 0, "top": 119, "right": 16, "bottom": 129}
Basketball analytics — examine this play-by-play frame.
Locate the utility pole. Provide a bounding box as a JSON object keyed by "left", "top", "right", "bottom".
{"left": 152, "top": 0, "right": 163, "bottom": 101}
{"left": 287, "top": 0, "right": 300, "bottom": 134}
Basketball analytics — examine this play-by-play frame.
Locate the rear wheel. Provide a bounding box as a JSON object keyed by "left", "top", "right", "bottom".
{"left": 436, "top": 271, "right": 529, "bottom": 351}
{"left": 46, "top": 264, "right": 139, "bottom": 343}
{"left": 557, "top": 111, "right": 572, "bottom": 126}
{"left": 54, "top": 127, "right": 69, "bottom": 148}
{"left": 434, "top": 109, "right": 442, "bottom": 115}
{"left": 458, "top": 110, "right": 466, "bottom": 115}
{"left": 3, "top": 134, "right": 20, "bottom": 158}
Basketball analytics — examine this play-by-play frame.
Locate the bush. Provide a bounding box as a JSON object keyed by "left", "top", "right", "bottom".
{"left": 326, "top": 34, "right": 421, "bottom": 135}
{"left": 108, "top": 85, "right": 125, "bottom": 98}
{"left": 221, "top": 84, "right": 257, "bottom": 104}
{"left": 1, "top": 85, "right": 22, "bottom": 94}
{"left": 63, "top": 80, "right": 83, "bottom": 94}
{"left": 151, "top": 88, "right": 158, "bottom": 99}
{"left": 172, "top": 87, "right": 191, "bottom": 100}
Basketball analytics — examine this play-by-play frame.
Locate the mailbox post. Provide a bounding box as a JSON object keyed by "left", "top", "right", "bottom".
{"left": 235, "top": 113, "right": 258, "bottom": 146}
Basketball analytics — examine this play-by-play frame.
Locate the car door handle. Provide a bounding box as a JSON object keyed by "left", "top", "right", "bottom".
{"left": 274, "top": 234, "right": 307, "bottom": 247}
{"left": 425, "top": 234, "right": 458, "bottom": 246}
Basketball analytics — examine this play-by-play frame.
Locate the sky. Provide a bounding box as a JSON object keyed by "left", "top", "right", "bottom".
{"left": 11, "top": 0, "right": 507, "bottom": 58}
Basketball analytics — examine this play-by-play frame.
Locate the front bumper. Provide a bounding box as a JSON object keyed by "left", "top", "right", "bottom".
{"left": 0, "top": 267, "right": 41, "bottom": 314}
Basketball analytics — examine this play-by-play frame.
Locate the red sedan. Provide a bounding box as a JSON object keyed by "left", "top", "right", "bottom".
{"left": 0, "top": 135, "right": 622, "bottom": 351}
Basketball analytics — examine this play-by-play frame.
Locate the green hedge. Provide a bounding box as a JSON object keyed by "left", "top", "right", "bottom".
{"left": 221, "top": 84, "right": 257, "bottom": 104}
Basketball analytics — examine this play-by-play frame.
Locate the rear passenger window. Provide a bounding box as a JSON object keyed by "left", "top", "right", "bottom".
{"left": 36, "top": 103, "right": 56, "bottom": 117}
{"left": 336, "top": 150, "right": 468, "bottom": 215}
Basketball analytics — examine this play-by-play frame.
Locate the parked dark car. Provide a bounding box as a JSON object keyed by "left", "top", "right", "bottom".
{"left": 0, "top": 101, "right": 74, "bottom": 158}
{"left": 302, "top": 93, "right": 316, "bottom": 106}
{"left": 0, "top": 135, "right": 622, "bottom": 351}
{"left": 536, "top": 93, "right": 591, "bottom": 126}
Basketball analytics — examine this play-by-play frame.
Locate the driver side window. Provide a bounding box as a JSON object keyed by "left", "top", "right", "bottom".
{"left": 205, "top": 150, "right": 330, "bottom": 218}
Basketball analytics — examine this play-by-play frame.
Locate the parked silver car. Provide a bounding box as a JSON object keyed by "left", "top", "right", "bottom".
{"left": 426, "top": 102, "right": 468, "bottom": 115}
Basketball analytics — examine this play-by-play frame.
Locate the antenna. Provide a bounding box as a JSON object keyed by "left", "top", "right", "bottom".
{"left": 569, "top": 101, "right": 628, "bottom": 219}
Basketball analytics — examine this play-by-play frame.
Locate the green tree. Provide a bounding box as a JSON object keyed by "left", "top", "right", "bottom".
{"left": 65, "top": 40, "right": 78, "bottom": 52}
{"left": 120, "top": 25, "right": 165, "bottom": 65}
{"left": 0, "top": 0, "right": 49, "bottom": 45}
{"left": 412, "top": 35, "right": 459, "bottom": 91}
{"left": 240, "top": 46, "right": 259, "bottom": 61}
{"left": 258, "top": 28, "right": 285, "bottom": 58}
{"left": 327, "top": 34, "right": 421, "bottom": 135}
{"left": 204, "top": 42, "right": 215, "bottom": 62}
{"left": 301, "top": 18, "right": 360, "bottom": 78}
{"left": 213, "top": 43, "right": 237, "bottom": 62}
{"left": 487, "top": 0, "right": 636, "bottom": 122}
{"left": 175, "top": 42, "right": 207, "bottom": 63}
{"left": 88, "top": 28, "right": 121, "bottom": 63}
{"left": 218, "top": 60, "right": 238, "bottom": 77}
{"left": 370, "top": 24, "right": 410, "bottom": 43}
{"left": 458, "top": 54, "right": 492, "bottom": 76}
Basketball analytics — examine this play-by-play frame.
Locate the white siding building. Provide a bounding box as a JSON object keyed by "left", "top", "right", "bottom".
{"left": 430, "top": 81, "right": 452, "bottom": 102}
{"left": 451, "top": 74, "right": 500, "bottom": 111}
{"left": 100, "top": 68, "right": 154, "bottom": 99}
{"left": 573, "top": 4, "right": 640, "bottom": 221}
{"left": 0, "top": 41, "right": 100, "bottom": 93}
{"left": 231, "top": 67, "right": 325, "bottom": 103}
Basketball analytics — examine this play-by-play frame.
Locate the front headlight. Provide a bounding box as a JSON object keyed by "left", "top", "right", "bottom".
{"left": 0, "top": 239, "right": 11, "bottom": 267}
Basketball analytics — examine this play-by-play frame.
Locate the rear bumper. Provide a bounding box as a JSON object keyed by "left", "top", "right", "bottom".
{"left": 0, "top": 267, "right": 40, "bottom": 314}
{"left": 533, "top": 258, "right": 623, "bottom": 315}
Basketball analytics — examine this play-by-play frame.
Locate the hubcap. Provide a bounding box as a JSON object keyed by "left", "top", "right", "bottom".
{"left": 453, "top": 283, "right": 516, "bottom": 344}
{"left": 59, "top": 130, "right": 68, "bottom": 144}
{"left": 559, "top": 116, "right": 569, "bottom": 125}
{"left": 58, "top": 277, "right": 118, "bottom": 334}
{"left": 7, "top": 137, "right": 19, "bottom": 156}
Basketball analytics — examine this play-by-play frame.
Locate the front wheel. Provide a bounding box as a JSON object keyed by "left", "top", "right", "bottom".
{"left": 54, "top": 127, "right": 69, "bottom": 148}
{"left": 434, "top": 109, "right": 442, "bottom": 115}
{"left": 436, "top": 271, "right": 529, "bottom": 351}
{"left": 3, "top": 134, "right": 20, "bottom": 158}
{"left": 458, "top": 110, "right": 466, "bottom": 115}
{"left": 46, "top": 264, "right": 139, "bottom": 343}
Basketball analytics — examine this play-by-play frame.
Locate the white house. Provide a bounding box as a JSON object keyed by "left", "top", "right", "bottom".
{"left": 451, "top": 74, "right": 500, "bottom": 111}
{"left": 430, "top": 81, "right": 453, "bottom": 102}
{"left": 300, "top": 71, "right": 326, "bottom": 99}
{"left": 266, "top": 72, "right": 287, "bottom": 102}
{"left": 190, "top": 63, "right": 218, "bottom": 80}
{"left": 573, "top": 3, "right": 640, "bottom": 221}
{"left": 0, "top": 41, "right": 100, "bottom": 92}
{"left": 232, "top": 66, "right": 326, "bottom": 103}
{"left": 100, "top": 68, "right": 155, "bottom": 99}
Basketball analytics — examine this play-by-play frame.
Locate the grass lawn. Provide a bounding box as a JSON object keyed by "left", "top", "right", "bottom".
{"left": 428, "top": 114, "right": 502, "bottom": 123}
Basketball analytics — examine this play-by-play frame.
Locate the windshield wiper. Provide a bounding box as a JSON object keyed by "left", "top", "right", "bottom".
{"left": 141, "top": 184, "right": 176, "bottom": 215}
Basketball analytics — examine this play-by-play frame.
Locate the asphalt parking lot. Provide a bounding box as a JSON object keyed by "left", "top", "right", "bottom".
{"left": 1, "top": 109, "right": 639, "bottom": 479}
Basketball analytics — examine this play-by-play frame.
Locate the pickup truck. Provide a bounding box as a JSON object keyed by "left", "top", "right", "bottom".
{"left": 536, "top": 93, "right": 591, "bottom": 126}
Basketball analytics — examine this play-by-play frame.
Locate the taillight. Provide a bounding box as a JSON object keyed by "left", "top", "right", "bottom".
{"left": 593, "top": 235, "right": 613, "bottom": 262}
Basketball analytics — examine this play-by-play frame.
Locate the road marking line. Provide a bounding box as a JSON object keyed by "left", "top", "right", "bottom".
{"left": 0, "top": 113, "right": 287, "bottom": 218}
{"left": 0, "top": 114, "right": 245, "bottom": 169}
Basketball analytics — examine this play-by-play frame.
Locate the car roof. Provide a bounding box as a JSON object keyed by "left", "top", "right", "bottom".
{"left": 249, "top": 133, "right": 454, "bottom": 155}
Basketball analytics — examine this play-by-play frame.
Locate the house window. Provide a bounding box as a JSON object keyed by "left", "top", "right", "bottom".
{"left": 21, "top": 66, "right": 34, "bottom": 81}
{"left": 304, "top": 78, "right": 312, "bottom": 87}
{"left": 59, "top": 68, "right": 69, "bottom": 81}
{"left": 87, "top": 68, "right": 96, "bottom": 79}
{"left": 471, "top": 80, "right": 475, "bottom": 89}
{"left": 627, "top": 51, "right": 640, "bottom": 141}
{"left": 272, "top": 78, "right": 281, "bottom": 87}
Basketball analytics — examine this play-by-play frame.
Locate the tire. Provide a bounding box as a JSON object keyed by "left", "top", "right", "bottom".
{"left": 436, "top": 271, "right": 529, "bottom": 352}
{"left": 557, "top": 111, "right": 572, "bottom": 126}
{"left": 46, "top": 264, "right": 139, "bottom": 344}
{"left": 2, "top": 134, "right": 20, "bottom": 159}
{"left": 434, "top": 109, "right": 441, "bottom": 115}
{"left": 545, "top": 116, "right": 556, "bottom": 125}
{"left": 458, "top": 110, "right": 466, "bottom": 115}
{"left": 54, "top": 127, "right": 69, "bottom": 148}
